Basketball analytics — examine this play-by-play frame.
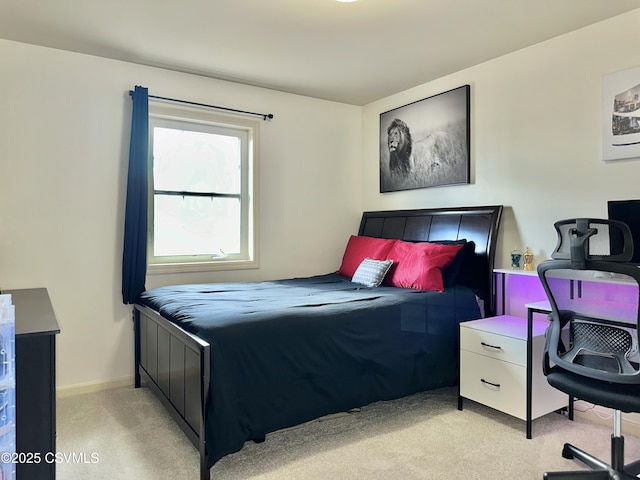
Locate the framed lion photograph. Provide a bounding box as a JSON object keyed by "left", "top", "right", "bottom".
{"left": 380, "top": 85, "right": 470, "bottom": 193}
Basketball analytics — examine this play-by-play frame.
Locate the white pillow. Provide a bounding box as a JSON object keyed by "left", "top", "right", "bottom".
{"left": 351, "top": 258, "right": 394, "bottom": 287}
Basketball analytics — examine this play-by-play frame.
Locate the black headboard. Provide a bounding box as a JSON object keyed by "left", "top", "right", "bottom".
{"left": 358, "top": 205, "right": 503, "bottom": 316}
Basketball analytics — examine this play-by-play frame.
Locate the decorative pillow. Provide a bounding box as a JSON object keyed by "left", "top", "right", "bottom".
{"left": 352, "top": 258, "right": 394, "bottom": 287}
{"left": 337, "top": 236, "right": 396, "bottom": 278}
{"left": 384, "top": 240, "right": 464, "bottom": 292}
{"left": 430, "top": 239, "right": 476, "bottom": 288}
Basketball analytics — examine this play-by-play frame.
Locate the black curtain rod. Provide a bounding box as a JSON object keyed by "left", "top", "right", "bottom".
{"left": 129, "top": 91, "right": 274, "bottom": 121}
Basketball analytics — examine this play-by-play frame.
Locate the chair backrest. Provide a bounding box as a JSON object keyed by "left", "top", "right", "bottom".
{"left": 538, "top": 218, "right": 640, "bottom": 384}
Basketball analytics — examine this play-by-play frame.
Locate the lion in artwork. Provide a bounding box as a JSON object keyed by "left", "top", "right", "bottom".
{"left": 387, "top": 118, "right": 413, "bottom": 177}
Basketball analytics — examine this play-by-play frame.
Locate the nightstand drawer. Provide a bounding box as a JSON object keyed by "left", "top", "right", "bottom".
{"left": 460, "top": 325, "right": 526, "bottom": 366}
{"left": 460, "top": 349, "right": 526, "bottom": 419}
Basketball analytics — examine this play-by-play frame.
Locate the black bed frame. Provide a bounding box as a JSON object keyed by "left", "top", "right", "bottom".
{"left": 133, "top": 205, "right": 503, "bottom": 480}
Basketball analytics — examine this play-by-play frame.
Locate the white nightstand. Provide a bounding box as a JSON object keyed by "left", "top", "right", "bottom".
{"left": 458, "top": 315, "right": 568, "bottom": 438}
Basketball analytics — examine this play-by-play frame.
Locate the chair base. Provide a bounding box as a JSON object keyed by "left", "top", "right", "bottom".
{"left": 543, "top": 436, "right": 640, "bottom": 480}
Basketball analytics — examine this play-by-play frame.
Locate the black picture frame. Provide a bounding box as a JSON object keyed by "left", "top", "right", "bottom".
{"left": 380, "top": 85, "right": 470, "bottom": 193}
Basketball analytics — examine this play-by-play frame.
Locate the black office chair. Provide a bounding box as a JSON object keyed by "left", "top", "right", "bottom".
{"left": 538, "top": 218, "right": 640, "bottom": 479}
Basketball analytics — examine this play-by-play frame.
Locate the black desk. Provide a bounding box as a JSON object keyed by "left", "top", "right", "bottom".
{"left": 9, "top": 288, "right": 60, "bottom": 480}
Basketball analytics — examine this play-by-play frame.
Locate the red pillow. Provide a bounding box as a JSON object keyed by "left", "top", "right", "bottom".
{"left": 384, "top": 240, "right": 464, "bottom": 292}
{"left": 337, "top": 236, "right": 396, "bottom": 278}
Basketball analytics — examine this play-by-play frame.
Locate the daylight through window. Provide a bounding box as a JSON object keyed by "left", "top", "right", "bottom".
{"left": 147, "top": 103, "right": 258, "bottom": 272}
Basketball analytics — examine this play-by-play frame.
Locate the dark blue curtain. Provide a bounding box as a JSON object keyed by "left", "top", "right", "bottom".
{"left": 122, "top": 86, "right": 149, "bottom": 304}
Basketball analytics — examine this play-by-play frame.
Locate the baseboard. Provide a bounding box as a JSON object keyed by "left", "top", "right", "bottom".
{"left": 56, "top": 377, "right": 134, "bottom": 398}
{"left": 574, "top": 400, "right": 640, "bottom": 438}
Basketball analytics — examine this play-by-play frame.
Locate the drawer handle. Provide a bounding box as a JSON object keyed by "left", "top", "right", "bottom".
{"left": 480, "top": 341, "right": 502, "bottom": 350}
{"left": 481, "top": 378, "right": 501, "bottom": 388}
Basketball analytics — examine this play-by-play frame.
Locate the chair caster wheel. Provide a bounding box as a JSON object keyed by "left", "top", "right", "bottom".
{"left": 561, "top": 444, "right": 574, "bottom": 459}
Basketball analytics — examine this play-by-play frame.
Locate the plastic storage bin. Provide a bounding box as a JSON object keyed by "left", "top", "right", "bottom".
{"left": 0, "top": 295, "right": 15, "bottom": 480}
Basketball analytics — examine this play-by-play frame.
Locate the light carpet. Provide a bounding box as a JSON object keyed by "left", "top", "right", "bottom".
{"left": 56, "top": 386, "right": 640, "bottom": 479}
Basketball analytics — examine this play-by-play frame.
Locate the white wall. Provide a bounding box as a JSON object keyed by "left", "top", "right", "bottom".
{"left": 2, "top": 9, "right": 640, "bottom": 391}
{"left": 362, "top": 9, "right": 640, "bottom": 430}
{"left": 0, "top": 40, "right": 362, "bottom": 389}
{"left": 362, "top": 10, "right": 640, "bottom": 268}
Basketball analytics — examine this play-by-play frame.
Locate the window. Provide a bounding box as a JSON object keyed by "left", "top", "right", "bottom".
{"left": 147, "top": 102, "right": 258, "bottom": 273}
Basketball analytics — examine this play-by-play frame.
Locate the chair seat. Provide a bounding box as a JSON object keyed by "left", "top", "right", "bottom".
{"left": 547, "top": 366, "right": 640, "bottom": 413}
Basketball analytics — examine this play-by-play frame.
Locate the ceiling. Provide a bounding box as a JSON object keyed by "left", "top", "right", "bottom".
{"left": 2, "top": 0, "right": 639, "bottom": 105}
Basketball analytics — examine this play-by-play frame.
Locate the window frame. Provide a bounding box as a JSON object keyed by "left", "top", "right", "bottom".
{"left": 146, "top": 100, "right": 259, "bottom": 274}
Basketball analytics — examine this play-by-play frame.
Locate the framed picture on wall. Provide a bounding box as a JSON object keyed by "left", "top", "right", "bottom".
{"left": 379, "top": 85, "right": 470, "bottom": 193}
{"left": 602, "top": 65, "right": 640, "bottom": 162}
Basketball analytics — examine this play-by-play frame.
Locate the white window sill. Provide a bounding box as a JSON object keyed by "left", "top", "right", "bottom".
{"left": 147, "top": 259, "right": 259, "bottom": 275}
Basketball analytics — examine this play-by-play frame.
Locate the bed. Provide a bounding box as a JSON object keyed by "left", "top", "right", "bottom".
{"left": 133, "top": 205, "right": 503, "bottom": 480}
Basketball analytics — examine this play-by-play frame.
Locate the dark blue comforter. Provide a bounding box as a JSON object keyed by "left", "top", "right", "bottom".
{"left": 138, "top": 273, "right": 482, "bottom": 467}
